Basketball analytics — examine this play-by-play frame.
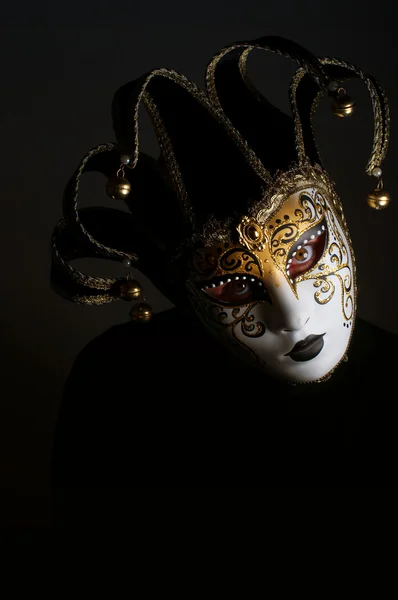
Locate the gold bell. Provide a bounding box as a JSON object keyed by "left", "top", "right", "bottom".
{"left": 105, "top": 176, "right": 131, "bottom": 200}
{"left": 367, "top": 188, "right": 391, "bottom": 210}
{"left": 332, "top": 88, "right": 355, "bottom": 118}
{"left": 120, "top": 279, "right": 142, "bottom": 300}
{"left": 130, "top": 302, "right": 153, "bottom": 322}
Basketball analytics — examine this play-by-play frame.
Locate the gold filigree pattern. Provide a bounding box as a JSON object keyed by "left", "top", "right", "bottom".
{"left": 248, "top": 164, "right": 345, "bottom": 227}
{"left": 234, "top": 183, "right": 331, "bottom": 298}
{"left": 267, "top": 190, "right": 326, "bottom": 275}
{"left": 220, "top": 248, "right": 263, "bottom": 277}
{"left": 313, "top": 277, "right": 335, "bottom": 304}
{"left": 186, "top": 282, "right": 266, "bottom": 347}
{"left": 211, "top": 300, "right": 267, "bottom": 348}
{"left": 240, "top": 309, "right": 266, "bottom": 338}
{"left": 191, "top": 244, "right": 263, "bottom": 280}
{"left": 296, "top": 205, "right": 354, "bottom": 320}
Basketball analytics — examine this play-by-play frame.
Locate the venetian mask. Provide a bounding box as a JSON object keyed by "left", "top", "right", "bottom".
{"left": 186, "top": 166, "right": 356, "bottom": 383}
{"left": 50, "top": 36, "right": 390, "bottom": 379}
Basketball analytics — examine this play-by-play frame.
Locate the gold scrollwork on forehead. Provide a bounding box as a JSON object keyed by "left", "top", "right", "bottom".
{"left": 248, "top": 163, "right": 347, "bottom": 229}
{"left": 237, "top": 189, "right": 326, "bottom": 268}
{"left": 265, "top": 189, "right": 325, "bottom": 230}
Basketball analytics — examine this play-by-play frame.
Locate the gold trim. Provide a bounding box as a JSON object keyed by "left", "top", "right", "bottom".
{"left": 238, "top": 47, "right": 264, "bottom": 103}
{"left": 143, "top": 91, "right": 193, "bottom": 224}
{"left": 290, "top": 57, "right": 390, "bottom": 176}
{"left": 68, "top": 143, "right": 137, "bottom": 264}
{"left": 205, "top": 41, "right": 327, "bottom": 175}
{"left": 289, "top": 68, "right": 308, "bottom": 166}
{"left": 289, "top": 68, "right": 325, "bottom": 167}
{"left": 321, "top": 57, "right": 385, "bottom": 173}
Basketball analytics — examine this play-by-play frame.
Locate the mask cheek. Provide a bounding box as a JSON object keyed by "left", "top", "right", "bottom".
{"left": 191, "top": 288, "right": 265, "bottom": 345}
{"left": 186, "top": 283, "right": 248, "bottom": 331}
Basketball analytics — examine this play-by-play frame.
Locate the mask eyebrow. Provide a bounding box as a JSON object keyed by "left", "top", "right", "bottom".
{"left": 286, "top": 220, "right": 327, "bottom": 264}
{"left": 198, "top": 273, "right": 264, "bottom": 290}
{"left": 218, "top": 247, "right": 263, "bottom": 277}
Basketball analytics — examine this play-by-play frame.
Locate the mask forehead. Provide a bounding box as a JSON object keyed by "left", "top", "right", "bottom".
{"left": 191, "top": 183, "right": 348, "bottom": 286}
{"left": 238, "top": 188, "right": 326, "bottom": 286}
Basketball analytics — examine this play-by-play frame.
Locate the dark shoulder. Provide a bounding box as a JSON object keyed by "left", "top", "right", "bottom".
{"left": 350, "top": 318, "right": 397, "bottom": 365}
{"left": 86, "top": 307, "right": 183, "bottom": 344}
{"left": 64, "top": 307, "right": 213, "bottom": 387}
{"left": 73, "top": 308, "right": 186, "bottom": 362}
{"left": 354, "top": 318, "right": 396, "bottom": 340}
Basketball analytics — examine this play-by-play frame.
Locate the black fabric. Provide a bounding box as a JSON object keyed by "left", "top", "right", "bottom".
{"left": 207, "top": 52, "right": 297, "bottom": 175}
{"left": 294, "top": 63, "right": 388, "bottom": 167}
{"left": 51, "top": 149, "right": 187, "bottom": 306}
{"left": 113, "top": 73, "right": 266, "bottom": 228}
{"left": 111, "top": 35, "right": 329, "bottom": 228}
{"left": 295, "top": 73, "right": 323, "bottom": 166}
{"left": 51, "top": 309, "right": 398, "bottom": 511}
{"left": 209, "top": 35, "right": 328, "bottom": 86}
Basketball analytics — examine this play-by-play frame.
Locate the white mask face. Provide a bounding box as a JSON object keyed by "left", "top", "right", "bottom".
{"left": 186, "top": 181, "right": 356, "bottom": 383}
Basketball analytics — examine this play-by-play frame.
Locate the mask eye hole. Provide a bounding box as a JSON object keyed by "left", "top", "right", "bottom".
{"left": 200, "top": 276, "right": 270, "bottom": 306}
{"left": 287, "top": 223, "right": 327, "bottom": 281}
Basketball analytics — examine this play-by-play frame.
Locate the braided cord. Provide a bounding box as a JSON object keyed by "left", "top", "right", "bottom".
{"left": 63, "top": 142, "right": 138, "bottom": 262}
{"left": 51, "top": 143, "right": 137, "bottom": 305}
{"left": 114, "top": 66, "right": 273, "bottom": 194}
{"left": 289, "top": 67, "right": 312, "bottom": 166}
{"left": 205, "top": 36, "right": 328, "bottom": 116}
{"left": 204, "top": 36, "right": 330, "bottom": 176}
{"left": 290, "top": 57, "right": 390, "bottom": 175}
{"left": 321, "top": 57, "right": 389, "bottom": 173}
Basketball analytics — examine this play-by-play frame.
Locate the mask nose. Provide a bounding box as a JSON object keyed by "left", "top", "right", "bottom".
{"left": 266, "top": 277, "right": 312, "bottom": 333}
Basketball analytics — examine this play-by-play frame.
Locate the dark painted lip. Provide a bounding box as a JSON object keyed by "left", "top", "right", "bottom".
{"left": 285, "top": 333, "right": 326, "bottom": 362}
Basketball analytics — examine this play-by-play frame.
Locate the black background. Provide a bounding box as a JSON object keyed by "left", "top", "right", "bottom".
{"left": 1, "top": 0, "right": 397, "bottom": 525}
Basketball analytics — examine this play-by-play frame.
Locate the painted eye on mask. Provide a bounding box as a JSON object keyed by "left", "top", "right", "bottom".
{"left": 287, "top": 222, "right": 327, "bottom": 281}
{"left": 200, "top": 275, "right": 271, "bottom": 306}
